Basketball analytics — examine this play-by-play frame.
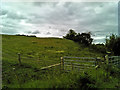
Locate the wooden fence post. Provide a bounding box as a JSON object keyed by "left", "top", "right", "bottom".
{"left": 118, "top": 60, "right": 119, "bottom": 67}
{"left": 117, "top": 56, "right": 119, "bottom": 66}
{"left": 18, "top": 53, "right": 21, "bottom": 66}
{"left": 95, "top": 58, "right": 98, "bottom": 66}
{"left": 96, "top": 57, "right": 101, "bottom": 66}
{"left": 105, "top": 54, "right": 109, "bottom": 65}
{"left": 60, "top": 57, "right": 64, "bottom": 70}
{"left": 105, "top": 54, "right": 109, "bottom": 81}
{"left": 118, "top": 57, "right": 120, "bottom": 67}
{"left": 95, "top": 57, "right": 98, "bottom": 80}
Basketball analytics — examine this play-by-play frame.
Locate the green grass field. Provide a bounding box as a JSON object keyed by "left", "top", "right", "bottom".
{"left": 2, "top": 35, "right": 120, "bottom": 88}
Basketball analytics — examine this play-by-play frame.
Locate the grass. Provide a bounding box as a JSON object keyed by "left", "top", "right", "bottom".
{"left": 2, "top": 34, "right": 120, "bottom": 88}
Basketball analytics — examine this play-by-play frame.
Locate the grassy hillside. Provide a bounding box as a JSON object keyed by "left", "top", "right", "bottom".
{"left": 2, "top": 35, "right": 119, "bottom": 88}
{"left": 2, "top": 35, "right": 103, "bottom": 68}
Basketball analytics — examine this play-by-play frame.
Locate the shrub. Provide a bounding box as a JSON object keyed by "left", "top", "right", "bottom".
{"left": 105, "top": 34, "right": 120, "bottom": 55}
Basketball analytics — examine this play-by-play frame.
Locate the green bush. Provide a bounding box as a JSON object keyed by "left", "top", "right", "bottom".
{"left": 90, "top": 44, "right": 106, "bottom": 54}
{"left": 105, "top": 34, "right": 120, "bottom": 55}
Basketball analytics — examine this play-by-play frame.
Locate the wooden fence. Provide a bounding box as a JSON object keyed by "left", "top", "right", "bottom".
{"left": 16, "top": 53, "right": 120, "bottom": 71}
{"left": 108, "top": 56, "right": 120, "bottom": 67}
{"left": 60, "top": 56, "right": 100, "bottom": 72}
{"left": 60, "top": 55, "right": 120, "bottom": 72}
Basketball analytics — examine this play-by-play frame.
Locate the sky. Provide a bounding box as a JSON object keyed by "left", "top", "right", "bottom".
{"left": 0, "top": 2, "right": 118, "bottom": 44}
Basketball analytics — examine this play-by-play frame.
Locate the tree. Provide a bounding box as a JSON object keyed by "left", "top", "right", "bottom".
{"left": 105, "top": 34, "right": 117, "bottom": 52}
{"left": 105, "top": 34, "right": 120, "bottom": 55}
{"left": 80, "top": 32, "right": 93, "bottom": 46}
{"left": 63, "top": 29, "right": 93, "bottom": 46}
{"left": 63, "top": 29, "right": 77, "bottom": 40}
{"left": 112, "top": 37, "right": 120, "bottom": 55}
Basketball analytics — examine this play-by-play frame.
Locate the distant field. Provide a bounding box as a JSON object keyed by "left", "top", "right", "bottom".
{"left": 2, "top": 35, "right": 110, "bottom": 88}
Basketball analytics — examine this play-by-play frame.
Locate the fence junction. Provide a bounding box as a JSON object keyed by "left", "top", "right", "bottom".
{"left": 16, "top": 53, "right": 120, "bottom": 72}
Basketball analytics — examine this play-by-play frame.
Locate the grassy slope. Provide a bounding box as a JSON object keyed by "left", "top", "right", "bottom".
{"left": 2, "top": 34, "right": 103, "bottom": 67}
{"left": 3, "top": 35, "right": 116, "bottom": 88}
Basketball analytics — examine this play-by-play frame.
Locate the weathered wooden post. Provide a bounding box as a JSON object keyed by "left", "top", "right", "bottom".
{"left": 96, "top": 57, "right": 101, "bottom": 66}
{"left": 60, "top": 57, "right": 64, "bottom": 71}
{"left": 105, "top": 54, "right": 108, "bottom": 81}
{"left": 118, "top": 56, "right": 120, "bottom": 68}
{"left": 105, "top": 52, "right": 111, "bottom": 81}
{"left": 105, "top": 51, "right": 111, "bottom": 65}
{"left": 117, "top": 56, "right": 119, "bottom": 66}
{"left": 95, "top": 57, "right": 98, "bottom": 66}
{"left": 18, "top": 53, "right": 21, "bottom": 66}
{"left": 95, "top": 57, "right": 99, "bottom": 80}
{"left": 105, "top": 54, "right": 109, "bottom": 65}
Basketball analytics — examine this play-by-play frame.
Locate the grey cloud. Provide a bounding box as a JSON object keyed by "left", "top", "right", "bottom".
{"left": 1, "top": 17, "right": 21, "bottom": 28}
{"left": 6, "top": 11, "right": 27, "bottom": 20}
{"left": 27, "top": 31, "right": 32, "bottom": 34}
{"left": 2, "top": 27, "right": 20, "bottom": 34}
{"left": 46, "top": 32, "right": 51, "bottom": 35}
{"left": 33, "top": 2, "right": 58, "bottom": 7}
{"left": 27, "top": 2, "right": 117, "bottom": 28}
{"left": 0, "top": 9, "right": 8, "bottom": 15}
{"left": 32, "top": 30, "right": 40, "bottom": 34}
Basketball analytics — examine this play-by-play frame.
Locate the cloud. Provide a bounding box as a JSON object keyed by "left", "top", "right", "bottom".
{"left": 0, "top": 9, "right": 8, "bottom": 15}
{"left": 1, "top": 2, "right": 118, "bottom": 43}
{"left": 32, "top": 30, "right": 40, "bottom": 34}
{"left": 46, "top": 32, "right": 51, "bottom": 35}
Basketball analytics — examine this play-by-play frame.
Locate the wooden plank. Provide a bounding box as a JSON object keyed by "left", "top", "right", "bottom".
{"left": 65, "top": 64, "right": 95, "bottom": 68}
{"left": 64, "top": 60, "right": 95, "bottom": 63}
{"left": 74, "top": 66, "right": 95, "bottom": 70}
{"left": 65, "top": 62, "right": 95, "bottom": 66}
{"left": 109, "top": 60, "right": 119, "bottom": 62}
{"left": 65, "top": 69, "right": 86, "bottom": 72}
{"left": 63, "top": 56, "right": 96, "bottom": 59}
{"left": 73, "top": 63, "right": 95, "bottom": 67}
{"left": 109, "top": 56, "right": 120, "bottom": 58}
{"left": 41, "top": 63, "right": 60, "bottom": 70}
{"left": 113, "top": 62, "right": 119, "bottom": 65}
{"left": 65, "top": 65, "right": 72, "bottom": 67}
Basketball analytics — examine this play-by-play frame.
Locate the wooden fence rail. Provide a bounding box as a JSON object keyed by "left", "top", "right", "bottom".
{"left": 60, "top": 56, "right": 99, "bottom": 72}
{"left": 16, "top": 52, "right": 120, "bottom": 72}
{"left": 108, "top": 56, "right": 120, "bottom": 67}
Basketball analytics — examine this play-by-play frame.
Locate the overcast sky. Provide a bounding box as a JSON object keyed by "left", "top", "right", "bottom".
{"left": 0, "top": 2, "right": 118, "bottom": 44}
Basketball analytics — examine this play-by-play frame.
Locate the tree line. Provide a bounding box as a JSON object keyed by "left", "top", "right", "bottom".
{"left": 63, "top": 29, "right": 120, "bottom": 56}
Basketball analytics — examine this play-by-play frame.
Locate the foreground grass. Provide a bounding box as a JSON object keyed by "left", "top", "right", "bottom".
{"left": 2, "top": 35, "right": 120, "bottom": 88}
{"left": 3, "top": 66, "right": 120, "bottom": 88}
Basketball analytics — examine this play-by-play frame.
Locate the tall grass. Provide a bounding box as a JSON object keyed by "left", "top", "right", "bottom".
{"left": 2, "top": 35, "right": 120, "bottom": 88}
